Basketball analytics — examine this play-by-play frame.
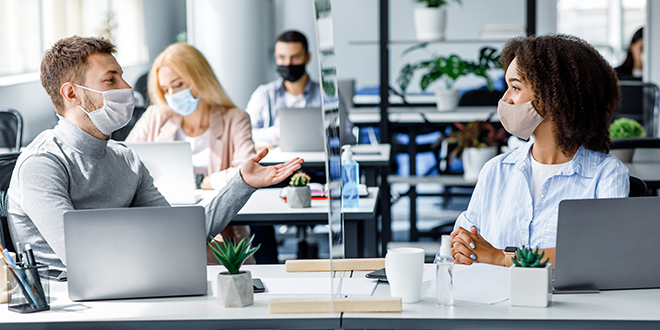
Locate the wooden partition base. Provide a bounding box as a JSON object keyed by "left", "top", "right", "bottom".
{"left": 285, "top": 258, "right": 385, "bottom": 272}
{"left": 269, "top": 297, "right": 401, "bottom": 314}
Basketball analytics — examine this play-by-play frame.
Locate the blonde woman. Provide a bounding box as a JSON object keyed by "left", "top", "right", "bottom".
{"left": 127, "top": 43, "right": 256, "bottom": 263}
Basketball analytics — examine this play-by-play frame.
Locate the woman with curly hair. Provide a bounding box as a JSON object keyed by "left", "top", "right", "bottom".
{"left": 450, "top": 34, "right": 629, "bottom": 267}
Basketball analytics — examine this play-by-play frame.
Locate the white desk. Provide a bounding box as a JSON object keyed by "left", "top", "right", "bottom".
{"left": 0, "top": 265, "right": 341, "bottom": 329}
{"left": 345, "top": 264, "right": 660, "bottom": 329}
{"left": 259, "top": 144, "right": 391, "bottom": 167}
{"left": 201, "top": 187, "right": 380, "bottom": 258}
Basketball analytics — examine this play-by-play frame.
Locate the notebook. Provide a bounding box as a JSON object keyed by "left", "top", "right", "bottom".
{"left": 554, "top": 197, "right": 660, "bottom": 292}
{"left": 279, "top": 107, "right": 325, "bottom": 152}
{"left": 123, "top": 141, "right": 201, "bottom": 205}
{"left": 63, "top": 206, "right": 208, "bottom": 301}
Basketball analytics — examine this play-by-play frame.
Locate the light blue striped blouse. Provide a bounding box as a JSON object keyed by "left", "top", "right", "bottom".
{"left": 454, "top": 141, "right": 629, "bottom": 249}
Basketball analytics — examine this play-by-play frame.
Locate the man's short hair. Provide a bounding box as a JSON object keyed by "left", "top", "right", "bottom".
{"left": 275, "top": 30, "right": 308, "bottom": 54}
{"left": 41, "top": 36, "right": 116, "bottom": 115}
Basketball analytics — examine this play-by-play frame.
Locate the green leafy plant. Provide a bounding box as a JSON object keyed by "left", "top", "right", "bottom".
{"left": 289, "top": 172, "right": 311, "bottom": 187}
{"left": 446, "top": 121, "right": 508, "bottom": 161}
{"left": 610, "top": 118, "right": 646, "bottom": 139}
{"left": 209, "top": 234, "right": 261, "bottom": 274}
{"left": 413, "top": 0, "right": 462, "bottom": 8}
{"left": 397, "top": 46, "right": 500, "bottom": 93}
{"left": 512, "top": 246, "right": 549, "bottom": 268}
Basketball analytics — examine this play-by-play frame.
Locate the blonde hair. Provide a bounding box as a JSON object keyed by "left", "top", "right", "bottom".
{"left": 148, "top": 43, "right": 236, "bottom": 112}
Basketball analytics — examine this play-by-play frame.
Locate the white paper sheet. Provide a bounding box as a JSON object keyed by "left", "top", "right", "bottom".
{"left": 259, "top": 277, "right": 378, "bottom": 296}
{"left": 423, "top": 263, "right": 509, "bottom": 304}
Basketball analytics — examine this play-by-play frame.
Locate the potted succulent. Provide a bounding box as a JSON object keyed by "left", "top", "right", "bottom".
{"left": 509, "top": 247, "right": 552, "bottom": 308}
{"left": 287, "top": 172, "right": 312, "bottom": 208}
{"left": 397, "top": 46, "right": 500, "bottom": 111}
{"left": 412, "top": 0, "right": 462, "bottom": 41}
{"left": 210, "top": 234, "right": 261, "bottom": 308}
{"left": 445, "top": 121, "right": 507, "bottom": 181}
{"left": 609, "top": 118, "right": 646, "bottom": 162}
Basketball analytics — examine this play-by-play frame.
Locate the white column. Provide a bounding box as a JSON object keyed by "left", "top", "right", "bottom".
{"left": 187, "top": 0, "right": 274, "bottom": 109}
{"left": 646, "top": 0, "right": 660, "bottom": 86}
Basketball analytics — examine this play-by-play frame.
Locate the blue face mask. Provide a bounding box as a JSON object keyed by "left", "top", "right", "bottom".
{"left": 165, "top": 88, "right": 200, "bottom": 116}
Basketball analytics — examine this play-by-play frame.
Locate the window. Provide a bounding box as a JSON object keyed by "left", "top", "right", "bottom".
{"left": 0, "top": 0, "right": 147, "bottom": 78}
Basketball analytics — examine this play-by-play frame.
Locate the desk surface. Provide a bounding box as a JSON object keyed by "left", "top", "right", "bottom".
{"left": 260, "top": 144, "right": 390, "bottom": 166}
{"left": 349, "top": 106, "right": 499, "bottom": 125}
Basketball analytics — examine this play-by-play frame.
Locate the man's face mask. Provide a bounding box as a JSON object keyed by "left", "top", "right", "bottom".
{"left": 76, "top": 84, "right": 135, "bottom": 136}
{"left": 497, "top": 100, "right": 545, "bottom": 140}
{"left": 277, "top": 64, "right": 306, "bottom": 82}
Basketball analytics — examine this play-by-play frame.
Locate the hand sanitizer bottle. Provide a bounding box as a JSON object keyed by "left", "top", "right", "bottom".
{"left": 434, "top": 235, "right": 454, "bottom": 306}
{"left": 341, "top": 145, "right": 360, "bottom": 208}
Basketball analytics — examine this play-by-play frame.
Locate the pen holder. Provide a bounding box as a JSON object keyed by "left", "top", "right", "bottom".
{"left": 7, "top": 263, "right": 50, "bottom": 313}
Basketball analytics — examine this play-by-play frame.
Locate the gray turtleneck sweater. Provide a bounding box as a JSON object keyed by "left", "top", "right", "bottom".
{"left": 7, "top": 118, "right": 256, "bottom": 271}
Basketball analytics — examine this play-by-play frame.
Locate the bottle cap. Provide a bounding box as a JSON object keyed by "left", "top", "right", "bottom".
{"left": 439, "top": 235, "right": 452, "bottom": 258}
{"left": 341, "top": 145, "right": 353, "bottom": 162}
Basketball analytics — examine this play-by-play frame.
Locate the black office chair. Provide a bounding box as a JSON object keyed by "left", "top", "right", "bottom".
{"left": 0, "top": 152, "right": 20, "bottom": 253}
{"left": 458, "top": 88, "right": 504, "bottom": 106}
{"left": 134, "top": 72, "right": 150, "bottom": 107}
{"left": 0, "top": 108, "right": 23, "bottom": 152}
{"left": 629, "top": 176, "right": 648, "bottom": 197}
{"left": 614, "top": 81, "right": 660, "bottom": 137}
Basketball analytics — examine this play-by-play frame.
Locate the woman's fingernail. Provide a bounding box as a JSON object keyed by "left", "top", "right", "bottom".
{"left": 470, "top": 254, "right": 477, "bottom": 260}
{"left": 470, "top": 242, "right": 475, "bottom": 249}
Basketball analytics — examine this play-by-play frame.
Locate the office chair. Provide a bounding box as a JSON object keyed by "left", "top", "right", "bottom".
{"left": 0, "top": 108, "right": 23, "bottom": 152}
{"left": 629, "top": 176, "right": 648, "bottom": 197}
{"left": 111, "top": 106, "right": 147, "bottom": 141}
{"left": 458, "top": 88, "right": 504, "bottom": 106}
{"left": 134, "top": 72, "right": 150, "bottom": 106}
{"left": 0, "top": 152, "right": 20, "bottom": 253}
{"left": 614, "top": 81, "right": 660, "bottom": 137}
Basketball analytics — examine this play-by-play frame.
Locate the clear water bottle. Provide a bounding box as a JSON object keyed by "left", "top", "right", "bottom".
{"left": 341, "top": 145, "right": 360, "bottom": 208}
{"left": 434, "top": 235, "right": 454, "bottom": 306}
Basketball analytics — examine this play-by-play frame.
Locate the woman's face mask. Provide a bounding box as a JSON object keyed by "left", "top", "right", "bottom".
{"left": 497, "top": 100, "right": 545, "bottom": 140}
{"left": 165, "top": 88, "right": 200, "bottom": 117}
{"left": 76, "top": 84, "right": 135, "bottom": 136}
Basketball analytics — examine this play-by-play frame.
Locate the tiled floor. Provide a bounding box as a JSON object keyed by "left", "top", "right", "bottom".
{"left": 273, "top": 182, "right": 472, "bottom": 262}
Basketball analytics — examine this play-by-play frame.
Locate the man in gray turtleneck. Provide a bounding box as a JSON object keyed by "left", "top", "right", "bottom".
{"left": 6, "top": 36, "right": 302, "bottom": 272}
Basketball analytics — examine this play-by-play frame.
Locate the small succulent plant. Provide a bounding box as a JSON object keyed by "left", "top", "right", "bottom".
{"left": 289, "top": 172, "right": 311, "bottom": 187}
{"left": 209, "top": 234, "right": 261, "bottom": 274}
{"left": 512, "top": 246, "right": 549, "bottom": 268}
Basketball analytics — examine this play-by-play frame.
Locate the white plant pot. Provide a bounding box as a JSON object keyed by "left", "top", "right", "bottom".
{"left": 434, "top": 88, "right": 459, "bottom": 111}
{"left": 461, "top": 146, "right": 498, "bottom": 182}
{"left": 610, "top": 149, "right": 634, "bottom": 163}
{"left": 509, "top": 264, "right": 552, "bottom": 308}
{"left": 287, "top": 186, "right": 311, "bottom": 208}
{"left": 413, "top": 7, "right": 447, "bottom": 41}
{"left": 217, "top": 270, "right": 254, "bottom": 308}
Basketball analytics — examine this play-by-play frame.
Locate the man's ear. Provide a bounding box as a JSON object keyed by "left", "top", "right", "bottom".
{"left": 60, "top": 82, "right": 82, "bottom": 106}
{"left": 305, "top": 52, "right": 312, "bottom": 65}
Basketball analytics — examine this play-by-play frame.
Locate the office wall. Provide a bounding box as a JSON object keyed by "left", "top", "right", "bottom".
{"left": 0, "top": 0, "right": 185, "bottom": 146}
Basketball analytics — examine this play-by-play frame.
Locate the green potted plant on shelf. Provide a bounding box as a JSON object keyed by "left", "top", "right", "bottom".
{"left": 445, "top": 120, "right": 507, "bottom": 181}
{"left": 609, "top": 118, "right": 646, "bottom": 162}
{"left": 210, "top": 234, "right": 261, "bottom": 308}
{"left": 397, "top": 46, "right": 500, "bottom": 111}
{"left": 508, "top": 246, "right": 552, "bottom": 308}
{"left": 287, "top": 172, "right": 312, "bottom": 208}
{"left": 412, "top": 0, "right": 462, "bottom": 41}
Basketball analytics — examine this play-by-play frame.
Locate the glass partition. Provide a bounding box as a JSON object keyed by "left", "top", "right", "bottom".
{"left": 313, "top": 0, "right": 344, "bottom": 312}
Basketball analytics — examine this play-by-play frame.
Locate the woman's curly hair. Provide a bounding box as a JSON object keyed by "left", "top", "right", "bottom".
{"left": 500, "top": 34, "right": 620, "bottom": 155}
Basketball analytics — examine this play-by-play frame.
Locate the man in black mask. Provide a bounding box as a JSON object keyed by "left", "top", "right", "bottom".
{"left": 246, "top": 30, "right": 321, "bottom": 148}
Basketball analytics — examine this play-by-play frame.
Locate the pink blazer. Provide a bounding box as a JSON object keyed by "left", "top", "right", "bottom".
{"left": 126, "top": 105, "right": 256, "bottom": 173}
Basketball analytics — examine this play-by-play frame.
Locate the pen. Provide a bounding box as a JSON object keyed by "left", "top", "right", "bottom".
{"left": 23, "top": 244, "right": 47, "bottom": 307}
{"left": 2, "top": 248, "right": 41, "bottom": 309}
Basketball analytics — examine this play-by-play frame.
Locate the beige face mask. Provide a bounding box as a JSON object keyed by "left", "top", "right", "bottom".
{"left": 497, "top": 100, "right": 545, "bottom": 140}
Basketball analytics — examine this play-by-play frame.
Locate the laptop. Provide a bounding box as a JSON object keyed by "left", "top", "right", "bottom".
{"left": 554, "top": 197, "right": 660, "bottom": 292}
{"left": 279, "top": 107, "right": 325, "bottom": 152}
{"left": 63, "top": 206, "right": 207, "bottom": 301}
{"left": 123, "top": 141, "right": 200, "bottom": 205}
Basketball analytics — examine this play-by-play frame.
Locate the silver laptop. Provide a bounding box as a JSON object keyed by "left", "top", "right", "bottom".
{"left": 554, "top": 197, "right": 660, "bottom": 292}
{"left": 279, "top": 107, "right": 325, "bottom": 152}
{"left": 64, "top": 206, "right": 208, "bottom": 301}
{"left": 123, "top": 141, "right": 200, "bottom": 205}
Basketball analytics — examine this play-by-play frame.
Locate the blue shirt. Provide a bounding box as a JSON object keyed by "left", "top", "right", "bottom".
{"left": 245, "top": 77, "right": 322, "bottom": 146}
{"left": 454, "top": 141, "right": 629, "bottom": 249}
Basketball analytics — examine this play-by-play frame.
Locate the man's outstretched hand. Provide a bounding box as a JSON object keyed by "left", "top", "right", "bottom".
{"left": 240, "top": 148, "right": 303, "bottom": 188}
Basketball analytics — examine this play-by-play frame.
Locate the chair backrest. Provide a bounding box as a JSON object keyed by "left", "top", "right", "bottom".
{"left": 111, "top": 106, "right": 147, "bottom": 141}
{"left": 614, "top": 81, "right": 660, "bottom": 137}
{"left": 629, "top": 176, "right": 648, "bottom": 197}
{"left": 0, "top": 108, "right": 23, "bottom": 152}
{"left": 0, "top": 152, "right": 20, "bottom": 252}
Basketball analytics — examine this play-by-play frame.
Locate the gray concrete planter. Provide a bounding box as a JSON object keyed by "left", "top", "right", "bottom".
{"left": 217, "top": 270, "right": 253, "bottom": 308}
{"left": 287, "top": 186, "right": 311, "bottom": 208}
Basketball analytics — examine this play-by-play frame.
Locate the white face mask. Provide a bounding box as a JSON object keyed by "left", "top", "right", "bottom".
{"left": 75, "top": 84, "right": 135, "bottom": 136}
{"left": 497, "top": 100, "right": 545, "bottom": 140}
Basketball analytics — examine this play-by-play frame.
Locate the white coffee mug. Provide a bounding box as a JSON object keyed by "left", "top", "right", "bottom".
{"left": 1, "top": 252, "right": 18, "bottom": 304}
{"left": 385, "top": 247, "right": 425, "bottom": 303}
